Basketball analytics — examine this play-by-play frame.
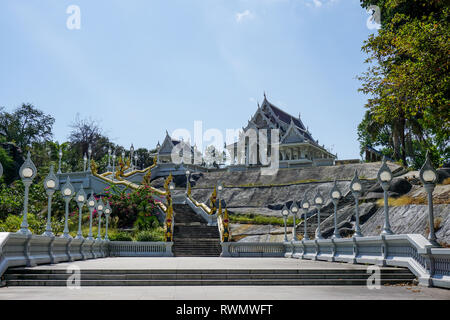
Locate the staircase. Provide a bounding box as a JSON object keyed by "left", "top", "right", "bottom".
{"left": 172, "top": 204, "right": 222, "bottom": 257}
{"left": 3, "top": 267, "right": 416, "bottom": 286}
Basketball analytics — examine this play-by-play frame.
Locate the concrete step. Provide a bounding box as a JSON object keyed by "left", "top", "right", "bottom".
{"left": 4, "top": 278, "right": 415, "bottom": 287}
{"left": 4, "top": 267, "right": 415, "bottom": 286}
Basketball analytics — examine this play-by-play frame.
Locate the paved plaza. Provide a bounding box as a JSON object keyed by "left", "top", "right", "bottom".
{"left": 1, "top": 258, "right": 449, "bottom": 300}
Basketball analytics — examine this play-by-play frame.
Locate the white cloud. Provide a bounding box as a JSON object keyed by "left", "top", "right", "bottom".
{"left": 312, "top": 0, "right": 322, "bottom": 7}
{"left": 235, "top": 10, "right": 254, "bottom": 23}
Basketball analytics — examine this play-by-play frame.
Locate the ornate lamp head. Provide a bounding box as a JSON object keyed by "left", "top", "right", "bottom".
{"left": 61, "top": 176, "right": 75, "bottom": 200}
{"left": 217, "top": 181, "right": 223, "bottom": 192}
{"left": 419, "top": 151, "right": 437, "bottom": 185}
{"left": 87, "top": 192, "right": 97, "bottom": 210}
{"left": 314, "top": 189, "right": 324, "bottom": 207}
{"left": 96, "top": 197, "right": 104, "bottom": 215}
{"left": 377, "top": 156, "right": 392, "bottom": 184}
{"left": 75, "top": 186, "right": 86, "bottom": 207}
{"left": 19, "top": 151, "right": 37, "bottom": 182}
{"left": 281, "top": 205, "right": 289, "bottom": 217}
{"left": 44, "top": 165, "right": 59, "bottom": 195}
{"left": 350, "top": 170, "right": 363, "bottom": 195}
{"left": 104, "top": 201, "right": 112, "bottom": 216}
{"left": 290, "top": 201, "right": 299, "bottom": 215}
{"left": 169, "top": 181, "right": 175, "bottom": 191}
{"left": 330, "top": 179, "right": 342, "bottom": 201}
{"left": 301, "top": 192, "right": 310, "bottom": 211}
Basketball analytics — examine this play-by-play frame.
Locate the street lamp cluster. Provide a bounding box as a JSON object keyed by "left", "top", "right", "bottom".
{"left": 14, "top": 151, "right": 112, "bottom": 241}
{"left": 280, "top": 154, "right": 440, "bottom": 245}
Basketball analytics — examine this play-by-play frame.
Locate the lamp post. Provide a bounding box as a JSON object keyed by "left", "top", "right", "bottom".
{"left": 112, "top": 152, "right": 116, "bottom": 179}
{"left": 107, "top": 147, "right": 112, "bottom": 172}
{"left": 281, "top": 205, "right": 289, "bottom": 242}
{"left": 18, "top": 151, "right": 37, "bottom": 235}
{"left": 61, "top": 177, "right": 75, "bottom": 239}
{"left": 88, "top": 144, "right": 92, "bottom": 172}
{"left": 419, "top": 151, "right": 439, "bottom": 246}
{"left": 86, "top": 193, "right": 97, "bottom": 240}
{"left": 130, "top": 144, "right": 135, "bottom": 170}
{"left": 301, "top": 195, "right": 310, "bottom": 240}
{"left": 169, "top": 181, "right": 175, "bottom": 192}
{"left": 75, "top": 186, "right": 86, "bottom": 239}
{"left": 96, "top": 198, "right": 104, "bottom": 241}
{"left": 290, "top": 201, "right": 299, "bottom": 241}
{"left": 378, "top": 156, "right": 393, "bottom": 235}
{"left": 104, "top": 201, "right": 112, "bottom": 241}
{"left": 134, "top": 154, "right": 138, "bottom": 170}
{"left": 313, "top": 189, "right": 324, "bottom": 239}
{"left": 57, "top": 147, "right": 63, "bottom": 174}
{"left": 43, "top": 165, "right": 59, "bottom": 237}
{"left": 83, "top": 153, "right": 87, "bottom": 171}
{"left": 330, "top": 180, "right": 342, "bottom": 239}
{"left": 185, "top": 170, "right": 191, "bottom": 195}
{"left": 350, "top": 170, "right": 363, "bottom": 237}
{"left": 217, "top": 181, "right": 223, "bottom": 200}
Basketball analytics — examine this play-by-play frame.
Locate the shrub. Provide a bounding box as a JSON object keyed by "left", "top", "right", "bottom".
{"left": 109, "top": 232, "right": 133, "bottom": 242}
{"left": 135, "top": 229, "right": 164, "bottom": 242}
{"left": 107, "top": 184, "right": 161, "bottom": 229}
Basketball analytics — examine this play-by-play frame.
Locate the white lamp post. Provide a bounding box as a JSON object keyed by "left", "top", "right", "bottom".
{"left": 185, "top": 170, "right": 191, "bottom": 195}
{"left": 57, "top": 148, "right": 63, "bottom": 174}
{"left": 83, "top": 153, "right": 87, "bottom": 171}
{"left": 112, "top": 152, "right": 116, "bottom": 179}
{"left": 419, "top": 151, "right": 439, "bottom": 246}
{"left": 43, "top": 165, "right": 59, "bottom": 237}
{"left": 104, "top": 201, "right": 112, "bottom": 241}
{"left": 290, "top": 202, "right": 299, "bottom": 241}
{"left": 18, "top": 151, "right": 37, "bottom": 235}
{"left": 314, "top": 190, "right": 324, "bottom": 239}
{"left": 107, "top": 147, "right": 112, "bottom": 172}
{"left": 88, "top": 144, "right": 92, "bottom": 172}
{"left": 86, "top": 193, "right": 97, "bottom": 240}
{"left": 350, "top": 170, "right": 363, "bottom": 237}
{"left": 134, "top": 154, "right": 138, "bottom": 170}
{"left": 217, "top": 181, "right": 223, "bottom": 199}
{"left": 281, "top": 205, "right": 290, "bottom": 242}
{"left": 75, "top": 186, "right": 86, "bottom": 239}
{"left": 61, "top": 177, "right": 75, "bottom": 239}
{"left": 377, "top": 156, "right": 393, "bottom": 235}
{"left": 130, "top": 144, "right": 135, "bottom": 170}
{"left": 330, "top": 180, "right": 342, "bottom": 239}
{"left": 96, "top": 198, "right": 104, "bottom": 241}
{"left": 301, "top": 195, "right": 310, "bottom": 240}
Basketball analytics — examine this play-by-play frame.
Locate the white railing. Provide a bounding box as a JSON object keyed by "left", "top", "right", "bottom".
{"left": 108, "top": 241, "right": 173, "bottom": 257}
{"left": 278, "top": 234, "right": 449, "bottom": 288}
{"left": 0, "top": 233, "right": 107, "bottom": 281}
{"left": 221, "top": 242, "right": 286, "bottom": 257}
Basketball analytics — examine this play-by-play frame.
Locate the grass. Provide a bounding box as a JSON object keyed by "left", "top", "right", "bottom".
{"left": 228, "top": 213, "right": 300, "bottom": 226}
{"left": 376, "top": 194, "right": 450, "bottom": 206}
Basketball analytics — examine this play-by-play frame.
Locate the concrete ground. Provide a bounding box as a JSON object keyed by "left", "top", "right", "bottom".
{"left": 1, "top": 258, "right": 449, "bottom": 300}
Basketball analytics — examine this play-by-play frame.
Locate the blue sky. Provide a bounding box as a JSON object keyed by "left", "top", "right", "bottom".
{"left": 0, "top": 0, "right": 377, "bottom": 159}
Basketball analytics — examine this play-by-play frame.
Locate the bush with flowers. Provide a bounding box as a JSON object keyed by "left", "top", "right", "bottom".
{"left": 105, "top": 183, "right": 163, "bottom": 230}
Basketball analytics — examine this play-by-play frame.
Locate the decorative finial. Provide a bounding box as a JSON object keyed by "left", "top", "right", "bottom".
{"left": 263, "top": 91, "right": 267, "bottom": 99}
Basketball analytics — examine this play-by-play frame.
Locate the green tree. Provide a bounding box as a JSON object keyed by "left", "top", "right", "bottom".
{"left": 358, "top": 0, "right": 449, "bottom": 167}
{"left": 0, "top": 104, "right": 55, "bottom": 151}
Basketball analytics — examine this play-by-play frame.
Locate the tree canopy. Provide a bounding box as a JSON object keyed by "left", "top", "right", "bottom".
{"left": 358, "top": 0, "right": 449, "bottom": 168}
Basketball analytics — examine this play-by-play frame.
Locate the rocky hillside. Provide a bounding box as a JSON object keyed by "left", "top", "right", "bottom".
{"left": 158, "top": 162, "right": 450, "bottom": 246}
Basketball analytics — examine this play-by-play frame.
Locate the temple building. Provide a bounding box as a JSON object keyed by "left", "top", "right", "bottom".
{"left": 154, "top": 131, "right": 202, "bottom": 165}
{"left": 228, "top": 94, "right": 336, "bottom": 168}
